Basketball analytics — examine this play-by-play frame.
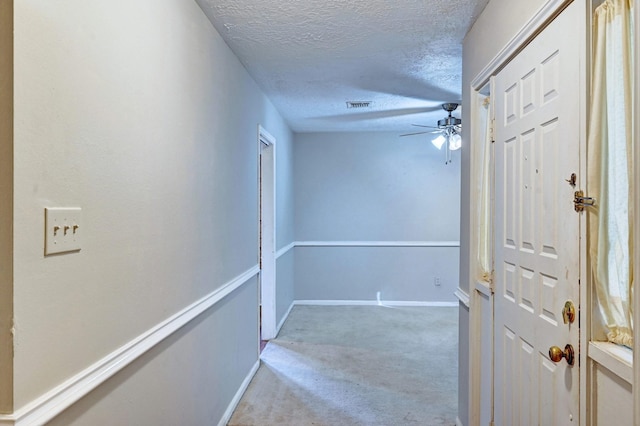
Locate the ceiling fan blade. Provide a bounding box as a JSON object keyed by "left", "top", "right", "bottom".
{"left": 355, "top": 74, "right": 461, "bottom": 105}
{"left": 400, "top": 131, "right": 434, "bottom": 137}
{"left": 411, "top": 124, "right": 440, "bottom": 129}
{"left": 311, "top": 106, "right": 443, "bottom": 123}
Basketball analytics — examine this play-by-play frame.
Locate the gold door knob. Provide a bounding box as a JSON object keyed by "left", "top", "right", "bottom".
{"left": 549, "top": 344, "right": 575, "bottom": 366}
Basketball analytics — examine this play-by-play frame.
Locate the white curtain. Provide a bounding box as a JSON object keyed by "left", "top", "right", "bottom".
{"left": 475, "top": 95, "right": 493, "bottom": 283}
{"left": 588, "top": 0, "right": 635, "bottom": 347}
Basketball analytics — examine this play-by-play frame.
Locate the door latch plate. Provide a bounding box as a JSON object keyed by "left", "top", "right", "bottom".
{"left": 574, "top": 190, "right": 596, "bottom": 212}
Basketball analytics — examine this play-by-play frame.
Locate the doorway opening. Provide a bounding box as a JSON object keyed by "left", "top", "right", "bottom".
{"left": 259, "top": 125, "right": 276, "bottom": 349}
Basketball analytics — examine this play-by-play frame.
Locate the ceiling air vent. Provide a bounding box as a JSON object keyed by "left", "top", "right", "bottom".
{"left": 346, "top": 101, "right": 372, "bottom": 109}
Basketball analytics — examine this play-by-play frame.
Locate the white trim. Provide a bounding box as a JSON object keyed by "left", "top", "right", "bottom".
{"left": 258, "top": 124, "right": 275, "bottom": 146}
{"left": 295, "top": 240, "right": 460, "bottom": 248}
{"left": 456, "top": 416, "right": 464, "bottom": 426}
{"left": 294, "top": 300, "right": 458, "bottom": 307}
{"left": 276, "top": 240, "right": 454, "bottom": 257}
{"left": 217, "top": 360, "right": 260, "bottom": 426}
{"left": 0, "top": 265, "right": 260, "bottom": 426}
{"left": 470, "top": 0, "right": 571, "bottom": 90}
{"left": 380, "top": 301, "right": 458, "bottom": 307}
{"left": 474, "top": 280, "right": 492, "bottom": 298}
{"left": 589, "top": 342, "right": 633, "bottom": 386}
{"left": 634, "top": 1, "right": 640, "bottom": 423}
{"left": 276, "top": 301, "right": 295, "bottom": 335}
{"left": 258, "top": 125, "right": 277, "bottom": 340}
{"left": 455, "top": 288, "right": 470, "bottom": 308}
{"left": 275, "top": 241, "right": 295, "bottom": 259}
{"left": 578, "top": 4, "right": 589, "bottom": 423}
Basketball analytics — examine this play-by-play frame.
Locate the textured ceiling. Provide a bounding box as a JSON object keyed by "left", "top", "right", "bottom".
{"left": 196, "top": 0, "right": 489, "bottom": 132}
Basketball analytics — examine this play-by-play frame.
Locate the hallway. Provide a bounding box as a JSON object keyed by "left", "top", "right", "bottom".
{"left": 229, "top": 305, "right": 458, "bottom": 426}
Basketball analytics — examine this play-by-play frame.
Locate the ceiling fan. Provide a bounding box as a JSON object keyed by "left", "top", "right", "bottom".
{"left": 401, "top": 103, "right": 462, "bottom": 164}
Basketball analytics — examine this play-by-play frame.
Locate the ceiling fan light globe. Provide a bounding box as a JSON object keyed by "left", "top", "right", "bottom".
{"left": 449, "top": 133, "right": 462, "bottom": 150}
{"left": 432, "top": 135, "right": 447, "bottom": 150}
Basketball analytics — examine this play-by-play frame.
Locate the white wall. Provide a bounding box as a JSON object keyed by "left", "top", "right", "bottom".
{"left": 275, "top": 124, "right": 295, "bottom": 249}
{"left": 7, "top": 0, "right": 294, "bottom": 423}
{"left": 294, "top": 131, "right": 460, "bottom": 302}
{"left": 49, "top": 281, "right": 259, "bottom": 426}
{"left": 592, "top": 363, "right": 633, "bottom": 425}
{"left": 274, "top": 118, "right": 296, "bottom": 325}
{"left": 276, "top": 248, "right": 295, "bottom": 324}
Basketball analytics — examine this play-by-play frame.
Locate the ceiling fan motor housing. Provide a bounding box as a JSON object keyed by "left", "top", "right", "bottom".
{"left": 438, "top": 102, "right": 461, "bottom": 128}
{"left": 442, "top": 103, "right": 459, "bottom": 113}
{"left": 438, "top": 116, "right": 462, "bottom": 127}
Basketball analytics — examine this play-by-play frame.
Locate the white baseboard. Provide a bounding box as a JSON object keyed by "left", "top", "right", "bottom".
{"left": 294, "top": 300, "right": 458, "bottom": 307}
{"left": 276, "top": 301, "right": 295, "bottom": 335}
{"left": 382, "top": 301, "right": 458, "bottom": 307}
{"left": 295, "top": 240, "right": 460, "bottom": 247}
{"left": 0, "top": 265, "right": 260, "bottom": 426}
{"left": 217, "top": 360, "right": 260, "bottom": 426}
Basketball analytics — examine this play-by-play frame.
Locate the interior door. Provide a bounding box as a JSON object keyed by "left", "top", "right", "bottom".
{"left": 493, "top": 2, "right": 582, "bottom": 424}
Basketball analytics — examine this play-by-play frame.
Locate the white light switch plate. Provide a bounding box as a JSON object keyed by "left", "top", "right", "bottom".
{"left": 45, "top": 207, "right": 82, "bottom": 255}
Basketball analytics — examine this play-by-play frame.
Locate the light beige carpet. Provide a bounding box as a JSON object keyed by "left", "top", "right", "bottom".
{"left": 228, "top": 305, "right": 458, "bottom": 426}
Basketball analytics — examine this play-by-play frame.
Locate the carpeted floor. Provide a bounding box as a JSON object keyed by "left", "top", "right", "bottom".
{"left": 228, "top": 305, "right": 458, "bottom": 426}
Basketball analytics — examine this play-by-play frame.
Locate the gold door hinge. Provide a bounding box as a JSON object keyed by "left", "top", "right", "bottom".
{"left": 490, "top": 118, "right": 496, "bottom": 143}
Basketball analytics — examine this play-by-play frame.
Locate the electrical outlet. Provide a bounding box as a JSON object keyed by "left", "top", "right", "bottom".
{"left": 45, "top": 207, "right": 82, "bottom": 255}
{"left": 434, "top": 277, "right": 441, "bottom": 286}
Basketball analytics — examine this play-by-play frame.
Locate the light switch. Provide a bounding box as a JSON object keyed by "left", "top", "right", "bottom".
{"left": 45, "top": 207, "right": 82, "bottom": 255}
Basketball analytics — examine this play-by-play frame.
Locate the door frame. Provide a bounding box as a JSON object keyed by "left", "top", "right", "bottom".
{"left": 467, "top": 0, "right": 588, "bottom": 423}
{"left": 633, "top": 2, "right": 640, "bottom": 423}
{"left": 258, "top": 125, "right": 277, "bottom": 340}
{"left": 467, "top": 82, "right": 495, "bottom": 426}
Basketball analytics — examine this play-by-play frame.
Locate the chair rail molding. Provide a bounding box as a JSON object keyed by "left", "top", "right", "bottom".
{"left": 275, "top": 241, "right": 295, "bottom": 259}
{"left": 0, "top": 265, "right": 260, "bottom": 426}
{"left": 295, "top": 240, "right": 460, "bottom": 248}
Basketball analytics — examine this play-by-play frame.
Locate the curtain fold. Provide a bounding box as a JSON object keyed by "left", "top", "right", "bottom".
{"left": 588, "top": 0, "right": 635, "bottom": 347}
{"left": 475, "top": 94, "right": 493, "bottom": 283}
